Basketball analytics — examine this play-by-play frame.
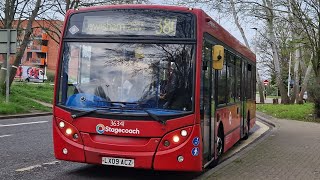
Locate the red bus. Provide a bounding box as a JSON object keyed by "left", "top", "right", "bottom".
{"left": 53, "top": 5, "right": 256, "bottom": 172}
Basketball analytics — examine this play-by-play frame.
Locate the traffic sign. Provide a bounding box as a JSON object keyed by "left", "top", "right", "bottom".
{"left": 263, "top": 80, "right": 269, "bottom": 86}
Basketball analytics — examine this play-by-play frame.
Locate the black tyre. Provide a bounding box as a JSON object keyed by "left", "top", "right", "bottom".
{"left": 216, "top": 129, "right": 224, "bottom": 158}
{"left": 242, "top": 118, "right": 250, "bottom": 140}
{"left": 209, "top": 127, "right": 224, "bottom": 168}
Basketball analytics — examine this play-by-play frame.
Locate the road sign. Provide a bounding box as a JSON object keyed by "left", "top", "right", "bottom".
{"left": 0, "top": 29, "right": 17, "bottom": 103}
{"left": 263, "top": 80, "right": 269, "bottom": 86}
{"left": 0, "top": 30, "right": 17, "bottom": 54}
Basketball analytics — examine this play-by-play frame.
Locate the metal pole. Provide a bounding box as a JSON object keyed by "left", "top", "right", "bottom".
{"left": 6, "top": 29, "right": 11, "bottom": 103}
{"left": 287, "top": 52, "right": 291, "bottom": 96}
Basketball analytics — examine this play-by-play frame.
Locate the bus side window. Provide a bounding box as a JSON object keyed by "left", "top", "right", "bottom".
{"left": 217, "top": 55, "right": 227, "bottom": 105}
{"left": 227, "top": 54, "right": 235, "bottom": 104}
{"left": 235, "top": 57, "right": 241, "bottom": 101}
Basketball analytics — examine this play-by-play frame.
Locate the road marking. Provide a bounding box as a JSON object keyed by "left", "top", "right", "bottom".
{"left": 43, "top": 161, "right": 60, "bottom": 165}
{"left": 0, "top": 134, "right": 12, "bottom": 138}
{"left": 0, "top": 121, "right": 48, "bottom": 127}
{"left": 15, "top": 161, "right": 60, "bottom": 172}
{"left": 15, "top": 165, "right": 42, "bottom": 172}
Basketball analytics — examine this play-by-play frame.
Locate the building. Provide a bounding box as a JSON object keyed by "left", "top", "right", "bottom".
{"left": 0, "top": 20, "right": 63, "bottom": 73}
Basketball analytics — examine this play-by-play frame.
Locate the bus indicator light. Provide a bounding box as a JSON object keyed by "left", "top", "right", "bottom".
{"left": 73, "top": 133, "right": 79, "bottom": 139}
{"left": 164, "top": 140, "right": 170, "bottom": 147}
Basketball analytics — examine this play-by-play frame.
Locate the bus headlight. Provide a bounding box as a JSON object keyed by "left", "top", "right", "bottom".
{"left": 181, "top": 130, "right": 188, "bottom": 137}
{"left": 55, "top": 118, "right": 83, "bottom": 144}
{"left": 66, "top": 128, "right": 72, "bottom": 135}
{"left": 173, "top": 135, "right": 180, "bottom": 143}
{"left": 158, "top": 126, "right": 192, "bottom": 151}
{"left": 59, "top": 121, "right": 65, "bottom": 128}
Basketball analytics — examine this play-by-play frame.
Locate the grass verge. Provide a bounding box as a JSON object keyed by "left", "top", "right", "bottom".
{"left": 257, "top": 103, "right": 320, "bottom": 123}
{"left": 0, "top": 82, "right": 53, "bottom": 115}
{"left": 11, "top": 82, "right": 54, "bottom": 104}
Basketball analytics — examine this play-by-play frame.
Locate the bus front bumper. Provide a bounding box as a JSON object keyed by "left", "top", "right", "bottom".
{"left": 53, "top": 124, "right": 202, "bottom": 171}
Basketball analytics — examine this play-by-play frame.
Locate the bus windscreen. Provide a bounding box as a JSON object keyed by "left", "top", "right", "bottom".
{"left": 65, "top": 9, "right": 195, "bottom": 38}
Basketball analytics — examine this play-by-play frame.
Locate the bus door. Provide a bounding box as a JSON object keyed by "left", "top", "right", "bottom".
{"left": 201, "top": 41, "right": 215, "bottom": 165}
{"left": 240, "top": 61, "right": 248, "bottom": 138}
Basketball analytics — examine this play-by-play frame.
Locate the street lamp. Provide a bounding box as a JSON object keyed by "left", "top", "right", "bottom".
{"left": 251, "top": 27, "right": 265, "bottom": 103}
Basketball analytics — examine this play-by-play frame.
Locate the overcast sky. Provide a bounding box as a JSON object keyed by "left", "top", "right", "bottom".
{"left": 149, "top": 0, "right": 258, "bottom": 48}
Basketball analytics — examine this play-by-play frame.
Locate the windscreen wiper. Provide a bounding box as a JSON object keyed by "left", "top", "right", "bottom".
{"left": 143, "top": 109, "right": 167, "bottom": 125}
{"left": 71, "top": 109, "right": 99, "bottom": 119}
{"left": 71, "top": 107, "right": 114, "bottom": 119}
{"left": 104, "top": 102, "right": 167, "bottom": 125}
{"left": 119, "top": 102, "right": 167, "bottom": 125}
{"left": 70, "top": 104, "right": 166, "bottom": 125}
{"left": 71, "top": 105, "right": 130, "bottom": 119}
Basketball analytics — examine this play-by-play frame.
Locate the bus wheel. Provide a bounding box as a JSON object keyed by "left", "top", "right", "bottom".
{"left": 243, "top": 118, "right": 250, "bottom": 140}
{"left": 217, "top": 129, "right": 224, "bottom": 158}
{"left": 210, "top": 128, "right": 224, "bottom": 168}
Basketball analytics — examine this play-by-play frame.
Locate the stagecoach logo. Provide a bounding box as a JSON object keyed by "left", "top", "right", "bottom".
{"left": 229, "top": 112, "right": 232, "bottom": 125}
{"left": 96, "top": 124, "right": 105, "bottom": 134}
{"left": 69, "top": 25, "right": 79, "bottom": 35}
{"left": 95, "top": 124, "right": 140, "bottom": 135}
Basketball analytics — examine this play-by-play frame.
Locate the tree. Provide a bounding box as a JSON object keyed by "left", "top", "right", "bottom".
{"left": 0, "top": 0, "right": 45, "bottom": 95}
{"left": 39, "top": 0, "right": 149, "bottom": 44}
{"left": 172, "top": 0, "right": 266, "bottom": 103}
{"left": 289, "top": 0, "right": 320, "bottom": 117}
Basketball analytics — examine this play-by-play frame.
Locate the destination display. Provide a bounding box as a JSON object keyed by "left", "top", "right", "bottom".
{"left": 82, "top": 15, "right": 177, "bottom": 36}
{"left": 65, "top": 9, "right": 194, "bottom": 38}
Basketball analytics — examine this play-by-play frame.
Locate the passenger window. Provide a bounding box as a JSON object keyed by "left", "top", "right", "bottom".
{"left": 217, "top": 56, "right": 227, "bottom": 105}
{"left": 227, "top": 54, "right": 235, "bottom": 103}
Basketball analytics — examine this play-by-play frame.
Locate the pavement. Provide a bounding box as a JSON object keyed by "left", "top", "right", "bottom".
{"left": 201, "top": 112, "right": 320, "bottom": 180}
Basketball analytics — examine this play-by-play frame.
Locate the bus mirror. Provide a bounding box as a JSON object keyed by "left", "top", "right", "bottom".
{"left": 212, "top": 45, "right": 224, "bottom": 70}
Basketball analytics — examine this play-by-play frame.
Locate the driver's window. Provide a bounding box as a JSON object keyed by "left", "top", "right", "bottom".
{"left": 68, "top": 45, "right": 80, "bottom": 84}
{"left": 80, "top": 45, "right": 91, "bottom": 83}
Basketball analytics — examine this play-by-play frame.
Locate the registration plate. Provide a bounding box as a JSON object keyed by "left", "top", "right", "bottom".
{"left": 102, "top": 157, "right": 134, "bottom": 167}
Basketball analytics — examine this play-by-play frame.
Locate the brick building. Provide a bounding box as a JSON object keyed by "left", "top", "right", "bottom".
{"left": 0, "top": 20, "right": 63, "bottom": 72}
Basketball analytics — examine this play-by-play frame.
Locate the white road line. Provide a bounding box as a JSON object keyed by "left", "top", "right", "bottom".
{"left": 0, "top": 134, "right": 12, "bottom": 138}
{"left": 15, "top": 165, "right": 42, "bottom": 172}
{"left": 43, "top": 161, "right": 60, "bottom": 165}
{"left": 15, "top": 161, "right": 60, "bottom": 172}
{"left": 0, "top": 121, "right": 48, "bottom": 127}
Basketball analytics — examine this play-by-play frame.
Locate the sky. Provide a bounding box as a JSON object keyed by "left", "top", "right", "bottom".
{"left": 149, "top": 0, "right": 259, "bottom": 48}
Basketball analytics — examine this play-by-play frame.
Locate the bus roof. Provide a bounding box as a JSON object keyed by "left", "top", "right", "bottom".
{"left": 200, "top": 11, "right": 256, "bottom": 63}
{"left": 68, "top": 4, "right": 202, "bottom": 13}
{"left": 66, "top": 4, "right": 255, "bottom": 63}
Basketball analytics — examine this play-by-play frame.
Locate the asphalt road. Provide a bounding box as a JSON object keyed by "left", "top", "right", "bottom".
{"left": 0, "top": 116, "right": 265, "bottom": 180}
